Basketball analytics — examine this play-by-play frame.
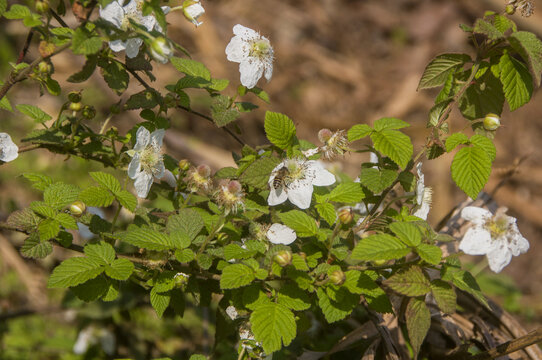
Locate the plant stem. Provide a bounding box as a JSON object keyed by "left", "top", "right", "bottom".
{"left": 198, "top": 214, "right": 226, "bottom": 255}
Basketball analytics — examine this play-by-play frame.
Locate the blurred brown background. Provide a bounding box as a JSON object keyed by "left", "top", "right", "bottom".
{"left": 2, "top": 0, "right": 542, "bottom": 324}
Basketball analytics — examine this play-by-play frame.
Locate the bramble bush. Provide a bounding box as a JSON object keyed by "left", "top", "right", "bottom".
{"left": 0, "top": 0, "right": 541, "bottom": 358}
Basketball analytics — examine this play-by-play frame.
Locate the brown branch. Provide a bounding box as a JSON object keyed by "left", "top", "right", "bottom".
{"left": 16, "top": 30, "right": 34, "bottom": 64}
{"left": 469, "top": 327, "right": 542, "bottom": 360}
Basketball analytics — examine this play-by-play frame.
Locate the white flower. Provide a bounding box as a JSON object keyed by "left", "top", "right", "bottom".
{"left": 459, "top": 206, "right": 529, "bottom": 273}
{"left": 268, "top": 158, "right": 335, "bottom": 209}
{"left": 100, "top": 0, "right": 158, "bottom": 58}
{"left": 0, "top": 132, "right": 18, "bottom": 162}
{"left": 266, "top": 223, "right": 296, "bottom": 245}
{"left": 413, "top": 162, "right": 432, "bottom": 220}
{"left": 182, "top": 0, "right": 205, "bottom": 26}
{"left": 127, "top": 127, "right": 165, "bottom": 198}
{"left": 149, "top": 37, "right": 173, "bottom": 64}
{"left": 73, "top": 326, "right": 115, "bottom": 355}
{"left": 225, "top": 24, "right": 274, "bottom": 89}
{"left": 226, "top": 305, "right": 238, "bottom": 320}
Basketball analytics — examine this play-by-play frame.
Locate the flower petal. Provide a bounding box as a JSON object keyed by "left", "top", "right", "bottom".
{"left": 507, "top": 226, "right": 529, "bottom": 256}
{"left": 161, "top": 169, "right": 177, "bottom": 188}
{"left": 0, "top": 133, "right": 18, "bottom": 162}
{"left": 266, "top": 223, "right": 296, "bottom": 245}
{"left": 133, "top": 171, "right": 153, "bottom": 198}
{"left": 135, "top": 126, "right": 150, "bottom": 150}
{"left": 99, "top": 1, "right": 123, "bottom": 27}
{"left": 307, "top": 161, "right": 336, "bottom": 186}
{"left": 459, "top": 227, "right": 493, "bottom": 255}
{"left": 413, "top": 202, "right": 430, "bottom": 220}
{"left": 233, "top": 24, "right": 259, "bottom": 40}
{"left": 287, "top": 183, "right": 313, "bottom": 209}
{"left": 150, "top": 128, "right": 165, "bottom": 148}
{"left": 125, "top": 38, "right": 143, "bottom": 58}
{"left": 460, "top": 206, "right": 492, "bottom": 226}
{"left": 108, "top": 39, "right": 127, "bottom": 53}
{"left": 153, "top": 160, "right": 165, "bottom": 179}
{"left": 225, "top": 37, "right": 248, "bottom": 63}
{"left": 486, "top": 246, "right": 512, "bottom": 273}
{"left": 264, "top": 63, "right": 273, "bottom": 81}
{"left": 127, "top": 153, "right": 141, "bottom": 179}
{"left": 239, "top": 60, "right": 264, "bottom": 89}
{"left": 268, "top": 187, "right": 288, "bottom": 206}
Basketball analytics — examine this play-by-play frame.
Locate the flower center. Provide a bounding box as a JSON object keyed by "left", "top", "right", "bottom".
{"left": 485, "top": 214, "right": 509, "bottom": 239}
{"left": 140, "top": 146, "right": 162, "bottom": 173}
{"left": 284, "top": 160, "right": 307, "bottom": 182}
{"left": 250, "top": 39, "right": 271, "bottom": 58}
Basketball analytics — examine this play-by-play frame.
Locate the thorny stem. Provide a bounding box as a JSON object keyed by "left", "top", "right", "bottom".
{"left": 198, "top": 214, "right": 226, "bottom": 255}
{"left": 327, "top": 221, "right": 342, "bottom": 260}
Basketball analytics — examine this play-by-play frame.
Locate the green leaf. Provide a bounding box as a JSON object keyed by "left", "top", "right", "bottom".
{"left": 0, "top": 93, "right": 12, "bottom": 111}
{"left": 431, "top": 280, "right": 456, "bottom": 314}
{"left": 239, "top": 156, "right": 280, "bottom": 189}
{"left": 100, "top": 59, "right": 129, "bottom": 95}
{"left": 0, "top": 0, "right": 9, "bottom": 17}
{"left": 370, "top": 130, "right": 413, "bottom": 169}
{"left": 458, "top": 72, "right": 504, "bottom": 120}
{"left": 418, "top": 53, "right": 471, "bottom": 90}
{"left": 445, "top": 133, "right": 469, "bottom": 152}
{"left": 315, "top": 203, "right": 336, "bottom": 226}
{"left": 223, "top": 244, "right": 256, "bottom": 260}
{"left": 84, "top": 242, "right": 115, "bottom": 265}
{"left": 351, "top": 234, "right": 411, "bottom": 261}
{"left": 7, "top": 208, "right": 40, "bottom": 231}
{"left": 115, "top": 190, "right": 137, "bottom": 212}
{"left": 343, "top": 270, "right": 381, "bottom": 297}
{"left": 196, "top": 253, "right": 212, "bottom": 270}
{"left": 250, "top": 303, "right": 296, "bottom": 354}
{"left": 45, "top": 77, "right": 61, "bottom": 96}
{"left": 416, "top": 243, "right": 442, "bottom": 265}
{"left": 247, "top": 87, "right": 270, "bottom": 103}
{"left": 118, "top": 228, "right": 174, "bottom": 251}
{"left": 16, "top": 104, "right": 52, "bottom": 123}
{"left": 328, "top": 182, "right": 365, "bottom": 203}
{"left": 359, "top": 168, "right": 398, "bottom": 193}
{"left": 48, "top": 257, "right": 104, "bottom": 288}
{"left": 44, "top": 183, "right": 80, "bottom": 210}
{"left": 220, "top": 264, "right": 255, "bottom": 289}
{"left": 23, "top": 173, "right": 53, "bottom": 191}
{"left": 71, "top": 27, "right": 103, "bottom": 55}
{"left": 174, "top": 248, "right": 195, "bottom": 263}
{"left": 316, "top": 287, "right": 358, "bottom": 323}
{"left": 406, "top": 297, "right": 431, "bottom": 359}
{"left": 473, "top": 19, "right": 504, "bottom": 40}
{"left": 124, "top": 89, "right": 160, "bottom": 110}
{"left": 3, "top": 4, "right": 30, "bottom": 19}
{"left": 451, "top": 146, "right": 491, "bottom": 199}
{"left": 211, "top": 95, "right": 240, "bottom": 127}
{"left": 278, "top": 210, "right": 318, "bottom": 237}
{"left": 499, "top": 53, "right": 532, "bottom": 111}
{"left": 348, "top": 124, "right": 373, "bottom": 141}
{"left": 428, "top": 99, "right": 452, "bottom": 127}
{"left": 105, "top": 258, "right": 134, "bottom": 280}
{"left": 90, "top": 172, "right": 121, "bottom": 194}
{"left": 38, "top": 218, "right": 60, "bottom": 241}
{"left": 373, "top": 117, "right": 409, "bottom": 131}
{"left": 452, "top": 270, "right": 489, "bottom": 309}
{"left": 264, "top": 111, "right": 296, "bottom": 149}
{"left": 30, "top": 202, "right": 56, "bottom": 218}
{"left": 150, "top": 287, "right": 171, "bottom": 318}
{"left": 55, "top": 212, "right": 78, "bottom": 230}
{"left": 68, "top": 55, "right": 98, "bottom": 83}
{"left": 167, "top": 209, "right": 204, "bottom": 241}
{"left": 170, "top": 57, "right": 211, "bottom": 80}
{"left": 21, "top": 233, "right": 53, "bottom": 259}
{"left": 277, "top": 283, "right": 312, "bottom": 311}
{"left": 79, "top": 186, "right": 115, "bottom": 207}
{"left": 384, "top": 266, "right": 431, "bottom": 296}
{"left": 71, "top": 276, "right": 109, "bottom": 302}
{"left": 470, "top": 134, "right": 496, "bottom": 162}
{"left": 509, "top": 31, "right": 542, "bottom": 86}
{"left": 390, "top": 222, "right": 421, "bottom": 247}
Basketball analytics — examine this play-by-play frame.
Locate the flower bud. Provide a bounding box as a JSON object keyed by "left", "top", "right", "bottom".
{"left": 338, "top": 207, "right": 354, "bottom": 224}
{"left": 372, "top": 259, "right": 387, "bottom": 266}
{"left": 182, "top": 0, "right": 205, "bottom": 27}
{"left": 82, "top": 105, "right": 96, "bottom": 119}
{"left": 38, "top": 41, "right": 55, "bottom": 57}
{"left": 35, "top": 0, "right": 50, "bottom": 13}
{"left": 38, "top": 61, "right": 51, "bottom": 74}
{"left": 318, "top": 128, "right": 333, "bottom": 144}
{"left": 178, "top": 159, "right": 191, "bottom": 171}
{"left": 69, "top": 201, "right": 86, "bottom": 216}
{"left": 150, "top": 37, "right": 173, "bottom": 64}
{"left": 68, "top": 91, "right": 82, "bottom": 103}
{"left": 274, "top": 250, "right": 292, "bottom": 266}
{"left": 69, "top": 102, "right": 82, "bottom": 112}
{"left": 197, "top": 164, "right": 211, "bottom": 178}
{"left": 174, "top": 272, "right": 190, "bottom": 287}
{"left": 329, "top": 269, "right": 346, "bottom": 286}
{"left": 483, "top": 113, "right": 501, "bottom": 131}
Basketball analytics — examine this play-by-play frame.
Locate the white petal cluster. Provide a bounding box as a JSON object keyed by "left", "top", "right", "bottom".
{"left": 182, "top": 0, "right": 205, "bottom": 26}
{"left": 266, "top": 223, "right": 296, "bottom": 245}
{"left": 0, "top": 132, "right": 18, "bottom": 162}
{"left": 100, "top": 0, "right": 160, "bottom": 58}
{"left": 413, "top": 162, "right": 432, "bottom": 220}
{"left": 150, "top": 37, "right": 173, "bottom": 64}
{"left": 459, "top": 206, "right": 529, "bottom": 273}
{"left": 128, "top": 127, "right": 165, "bottom": 198}
{"left": 225, "top": 24, "right": 274, "bottom": 89}
{"left": 268, "top": 158, "right": 335, "bottom": 209}
{"left": 73, "top": 326, "right": 115, "bottom": 355}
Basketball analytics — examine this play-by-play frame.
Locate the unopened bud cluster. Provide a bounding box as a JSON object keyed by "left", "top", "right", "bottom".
{"left": 483, "top": 113, "right": 501, "bottom": 131}
{"left": 186, "top": 164, "right": 212, "bottom": 193}
{"left": 274, "top": 250, "right": 292, "bottom": 266}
